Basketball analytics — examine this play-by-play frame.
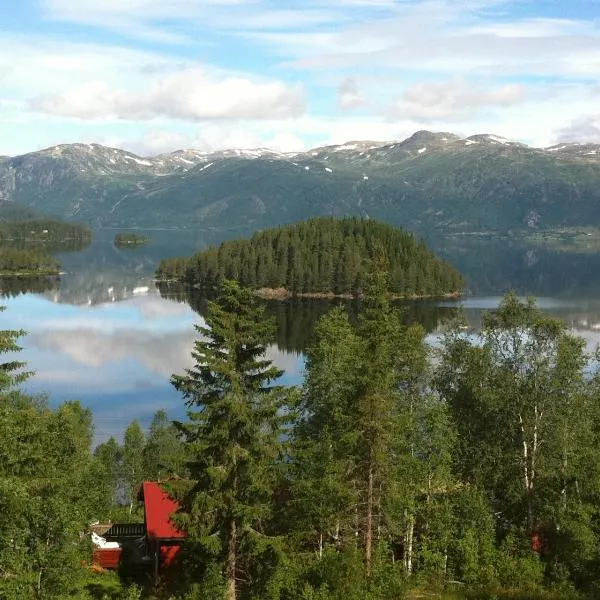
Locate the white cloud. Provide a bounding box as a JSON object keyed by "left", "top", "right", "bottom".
{"left": 556, "top": 115, "right": 600, "bottom": 144}
{"left": 258, "top": 3, "right": 600, "bottom": 80}
{"left": 29, "top": 328, "right": 196, "bottom": 377}
{"left": 30, "top": 68, "right": 306, "bottom": 121}
{"left": 390, "top": 78, "right": 525, "bottom": 121}
{"left": 42, "top": 0, "right": 355, "bottom": 43}
{"left": 338, "top": 77, "right": 366, "bottom": 110}
{"left": 2, "top": 1, "right": 600, "bottom": 154}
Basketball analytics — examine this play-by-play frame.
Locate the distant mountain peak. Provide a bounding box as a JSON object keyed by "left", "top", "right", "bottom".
{"left": 401, "top": 130, "right": 461, "bottom": 145}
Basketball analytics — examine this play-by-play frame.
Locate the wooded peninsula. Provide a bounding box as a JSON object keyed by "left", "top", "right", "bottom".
{"left": 0, "top": 219, "right": 91, "bottom": 275}
{"left": 156, "top": 217, "right": 463, "bottom": 298}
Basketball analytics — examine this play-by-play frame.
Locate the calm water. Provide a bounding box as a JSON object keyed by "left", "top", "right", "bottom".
{"left": 2, "top": 229, "right": 600, "bottom": 442}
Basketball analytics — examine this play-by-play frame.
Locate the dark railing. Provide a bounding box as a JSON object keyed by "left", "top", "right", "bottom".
{"left": 104, "top": 522, "right": 146, "bottom": 539}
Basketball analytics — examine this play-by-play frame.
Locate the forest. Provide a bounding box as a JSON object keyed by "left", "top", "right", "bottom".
{"left": 3, "top": 269, "right": 600, "bottom": 600}
{"left": 156, "top": 217, "right": 464, "bottom": 298}
{"left": 0, "top": 246, "right": 60, "bottom": 276}
{"left": 0, "top": 219, "right": 91, "bottom": 275}
{"left": 0, "top": 220, "right": 91, "bottom": 247}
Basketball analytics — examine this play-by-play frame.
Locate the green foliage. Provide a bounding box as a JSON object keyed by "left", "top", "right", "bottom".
{"left": 0, "top": 218, "right": 90, "bottom": 275}
{"left": 0, "top": 219, "right": 91, "bottom": 248}
{"left": 271, "top": 546, "right": 407, "bottom": 600}
{"left": 5, "top": 285, "right": 600, "bottom": 599}
{"left": 122, "top": 420, "right": 146, "bottom": 512}
{"left": 0, "top": 246, "right": 60, "bottom": 275}
{"left": 0, "top": 395, "right": 105, "bottom": 597}
{"left": 156, "top": 217, "right": 463, "bottom": 297}
{"left": 171, "top": 280, "right": 296, "bottom": 599}
{"left": 143, "top": 410, "right": 187, "bottom": 481}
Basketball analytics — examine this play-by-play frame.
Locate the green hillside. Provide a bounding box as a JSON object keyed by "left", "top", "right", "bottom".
{"left": 157, "top": 217, "right": 463, "bottom": 297}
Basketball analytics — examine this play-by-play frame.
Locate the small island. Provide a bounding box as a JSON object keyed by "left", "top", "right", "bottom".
{"left": 114, "top": 232, "right": 149, "bottom": 248}
{"left": 157, "top": 217, "right": 463, "bottom": 298}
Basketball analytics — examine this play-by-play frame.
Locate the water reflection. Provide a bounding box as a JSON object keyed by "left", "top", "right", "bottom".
{"left": 5, "top": 228, "right": 600, "bottom": 444}
{"left": 427, "top": 235, "right": 600, "bottom": 297}
{"left": 0, "top": 292, "right": 303, "bottom": 443}
{"left": 156, "top": 283, "right": 462, "bottom": 354}
{"left": 0, "top": 276, "right": 58, "bottom": 298}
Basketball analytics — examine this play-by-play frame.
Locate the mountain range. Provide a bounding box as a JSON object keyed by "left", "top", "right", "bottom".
{"left": 2, "top": 130, "right": 600, "bottom": 233}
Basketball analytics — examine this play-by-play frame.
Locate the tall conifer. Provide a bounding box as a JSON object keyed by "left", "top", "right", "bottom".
{"left": 172, "top": 280, "right": 293, "bottom": 600}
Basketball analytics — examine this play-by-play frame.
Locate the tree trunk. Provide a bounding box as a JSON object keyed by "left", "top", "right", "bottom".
{"left": 226, "top": 518, "right": 237, "bottom": 600}
{"left": 519, "top": 413, "right": 534, "bottom": 532}
{"left": 405, "top": 516, "right": 414, "bottom": 575}
{"left": 365, "top": 462, "right": 374, "bottom": 576}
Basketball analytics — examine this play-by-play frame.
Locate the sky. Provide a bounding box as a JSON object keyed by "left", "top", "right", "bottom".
{"left": 2, "top": 0, "right": 600, "bottom": 156}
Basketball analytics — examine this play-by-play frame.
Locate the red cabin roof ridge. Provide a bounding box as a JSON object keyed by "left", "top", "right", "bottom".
{"left": 138, "top": 481, "right": 185, "bottom": 540}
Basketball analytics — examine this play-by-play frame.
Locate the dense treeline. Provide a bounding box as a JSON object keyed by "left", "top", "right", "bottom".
{"left": 0, "top": 246, "right": 59, "bottom": 275}
{"left": 0, "top": 219, "right": 91, "bottom": 274}
{"left": 0, "top": 318, "right": 137, "bottom": 598}
{"left": 0, "top": 219, "right": 91, "bottom": 245}
{"left": 5, "top": 277, "right": 600, "bottom": 599}
{"left": 156, "top": 217, "right": 463, "bottom": 297}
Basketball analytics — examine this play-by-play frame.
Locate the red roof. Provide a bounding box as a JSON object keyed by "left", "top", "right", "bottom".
{"left": 140, "top": 482, "right": 185, "bottom": 540}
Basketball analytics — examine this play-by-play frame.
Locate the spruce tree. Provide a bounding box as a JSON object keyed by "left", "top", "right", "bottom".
{"left": 172, "top": 280, "right": 293, "bottom": 600}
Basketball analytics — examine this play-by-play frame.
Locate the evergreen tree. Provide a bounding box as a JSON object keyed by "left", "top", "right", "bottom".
{"left": 143, "top": 409, "right": 187, "bottom": 481}
{"left": 122, "top": 420, "right": 146, "bottom": 513}
{"left": 156, "top": 217, "right": 463, "bottom": 298}
{"left": 171, "top": 280, "right": 294, "bottom": 600}
{"left": 292, "top": 306, "right": 362, "bottom": 557}
{"left": 0, "top": 311, "right": 102, "bottom": 598}
{"left": 293, "top": 253, "right": 433, "bottom": 579}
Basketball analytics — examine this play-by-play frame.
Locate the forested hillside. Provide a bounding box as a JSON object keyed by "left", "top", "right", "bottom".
{"left": 157, "top": 217, "right": 463, "bottom": 297}
{"left": 3, "top": 132, "right": 600, "bottom": 233}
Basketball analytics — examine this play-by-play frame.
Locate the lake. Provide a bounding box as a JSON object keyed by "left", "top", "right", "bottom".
{"left": 2, "top": 229, "right": 600, "bottom": 443}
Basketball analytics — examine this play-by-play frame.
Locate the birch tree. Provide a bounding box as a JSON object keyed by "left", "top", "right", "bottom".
{"left": 437, "top": 293, "right": 593, "bottom": 545}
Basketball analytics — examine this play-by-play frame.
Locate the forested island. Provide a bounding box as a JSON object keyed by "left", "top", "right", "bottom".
{"left": 156, "top": 217, "right": 463, "bottom": 298}
{"left": 4, "top": 281, "right": 600, "bottom": 600}
{"left": 0, "top": 219, "right": 90, "bottom": 275}
{"left": 114, "top": 232, "right": 149, "bottom": 247}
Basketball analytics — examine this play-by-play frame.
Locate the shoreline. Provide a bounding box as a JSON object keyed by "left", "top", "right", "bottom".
{"left": 253, "top": 287, "right": 463, "bottom": 301}
{"left": 155, "top": 280, "right": 462, "bottom": 301}
{"left": 0, "top": 271, "right": 61, "bottom": 278}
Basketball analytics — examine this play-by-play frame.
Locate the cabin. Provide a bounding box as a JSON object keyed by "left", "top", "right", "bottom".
{"left": 91, "top": 481, "right": 185, "bottom": 579}
{"left": 138, "top": 481, "right": 185, "bottom": 576}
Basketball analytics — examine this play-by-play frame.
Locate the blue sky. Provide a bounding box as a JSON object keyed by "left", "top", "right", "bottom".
{"left": 2, "top": 0, "right": 600, "bottom": 156}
